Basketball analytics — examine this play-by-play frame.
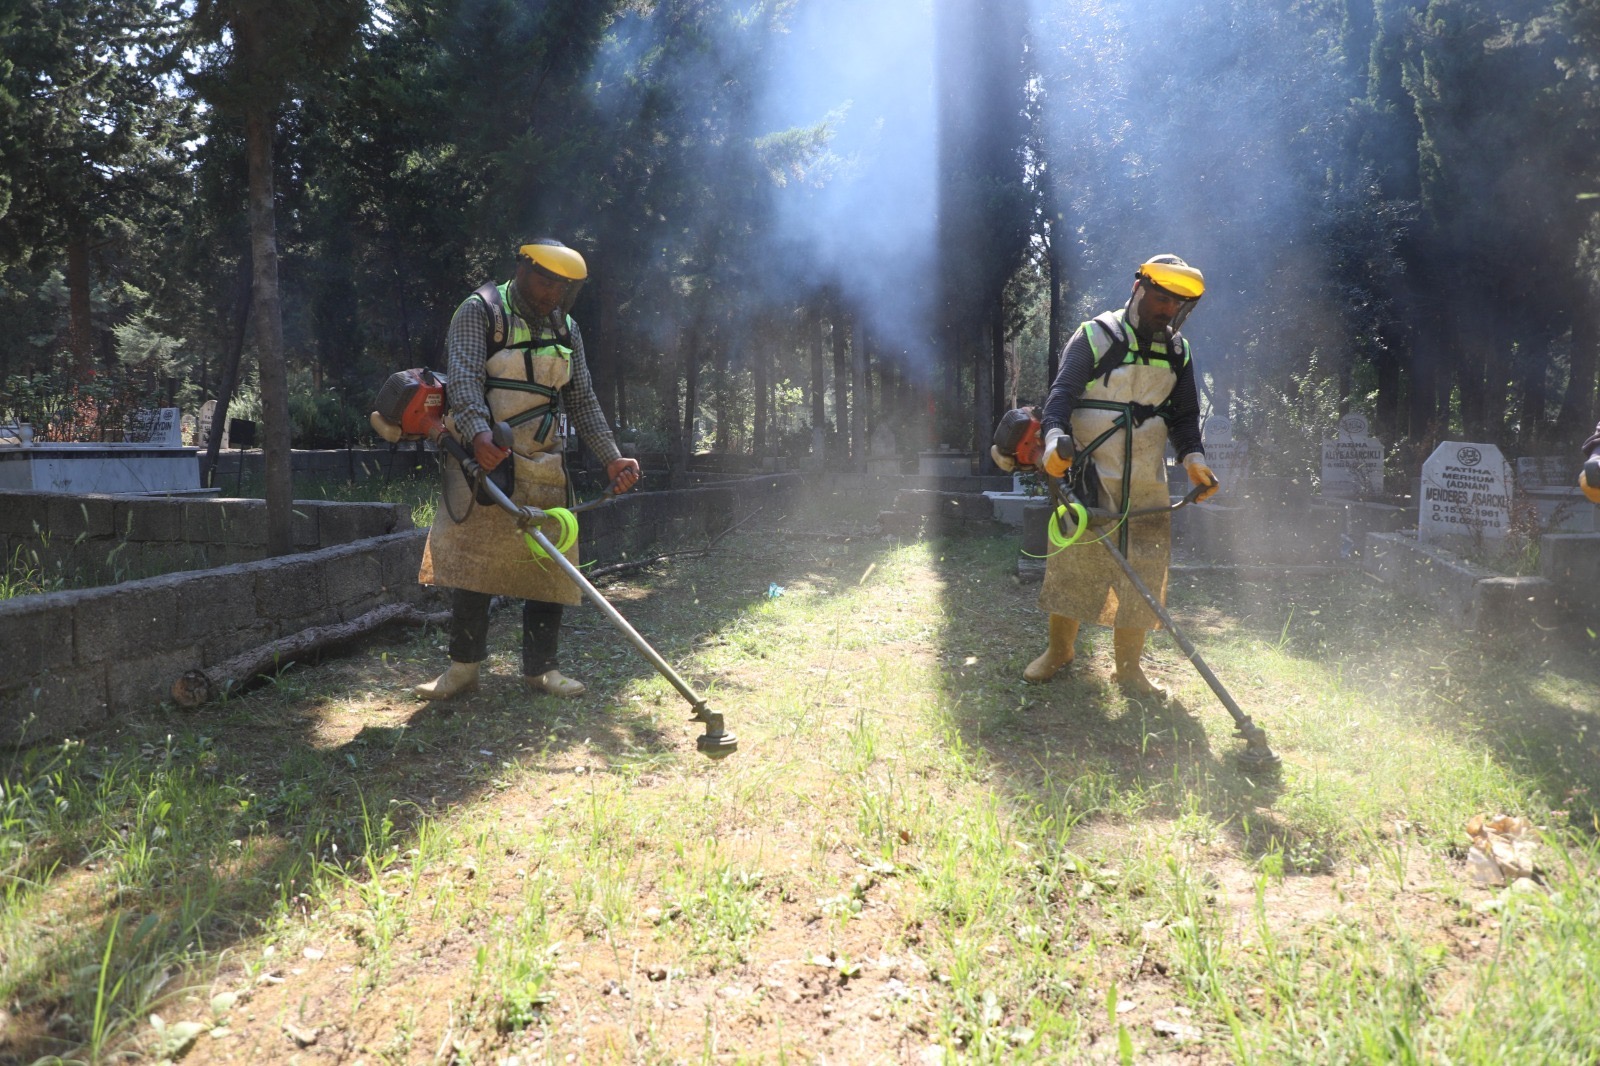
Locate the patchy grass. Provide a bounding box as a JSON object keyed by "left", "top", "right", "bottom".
{"left": 232, "top": 469, "right": 440, "bottom": 530}
{"left": 3, "top": 485, "right": 1600, "bottom": 1063}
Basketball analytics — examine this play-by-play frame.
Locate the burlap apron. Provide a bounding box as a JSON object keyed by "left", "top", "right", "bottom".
{"left": 419, "top": 342, "right": 582, "bottom": 606}
{"left": 1039, "top": 362, "right": 1176, "bottom": 631}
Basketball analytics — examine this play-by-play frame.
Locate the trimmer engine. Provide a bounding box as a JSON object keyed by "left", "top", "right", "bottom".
{"left": 371, "top": 368, "right": 448, "bottom": 442}
{"left": 992, "top": 406, "right": 1045, "bottom": 469}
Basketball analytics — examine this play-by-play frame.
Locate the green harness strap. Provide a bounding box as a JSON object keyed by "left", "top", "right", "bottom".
{"left": 483, "top": 377, "right": 561, "bottom": 441}
{"left": 1071, "top": 398, "right": 1143, "bottom": 556}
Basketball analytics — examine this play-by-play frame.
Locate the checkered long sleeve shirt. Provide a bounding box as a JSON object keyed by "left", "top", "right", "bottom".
{"left": 443, "top": 290, "right": 621, "bottom": 465}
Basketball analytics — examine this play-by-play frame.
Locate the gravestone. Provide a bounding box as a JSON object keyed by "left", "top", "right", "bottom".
{"left": 1418, "top": 441, "right": 1512, "bottom": 545}
{"left": 1513, "top": 454, "right": 1592, "bottom": 534}
{"left": 1513, "top": 455, "right": 1569, "bottom": 490}
{"left": 198, "top": 399, "right": 218, "bottom": 449}
{"left": 866, "top": 423, "right": 900, "bottom": 475}
{"left": 1321, "top": 413, "right": 1384, "bottom": 497}
{"left": 1201, "top": 416, "right": 1248, "bottom": 500}
{"left": 918, "top": 445, "right": 974, "bottom": 477}
{"left": 124, "top": 407, "right": 182, "bottom": 446}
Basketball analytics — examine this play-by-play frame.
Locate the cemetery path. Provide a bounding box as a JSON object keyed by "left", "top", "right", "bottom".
{"left": 5, "top": 486, "right": 1600, "bottom": 1064}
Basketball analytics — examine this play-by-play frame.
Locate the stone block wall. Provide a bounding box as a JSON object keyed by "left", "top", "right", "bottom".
{"left": 210, "top": 446, "right": 439, "bottom": 481}
{"left": 0, "top": 491, "right": 411, "bottom": 587}
{"left": 579, "top": 473, "right": 802, "bottom": 562}
{"left": 0, "top": 530, "right": 429, "bottom": 743}
{"left": 1, "top": 473, "right": 802, "bottom": 743}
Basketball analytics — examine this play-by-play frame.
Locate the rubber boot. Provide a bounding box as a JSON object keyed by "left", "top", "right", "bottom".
{"left": 1113, "top": 628, "right": 1166, "bottom": 698}
{"left": 416, "top": 660, "right": 480, "bottom": 701}
{"left": 1024, "top": 615, "right": 1079, "bottom": 684}
{"left": 525, "top": 669, "right": 586, "bottom": 697}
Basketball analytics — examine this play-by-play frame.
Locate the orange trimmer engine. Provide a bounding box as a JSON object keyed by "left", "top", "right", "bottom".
{"left": 992, "top": 406, "right": 1044, "bottom": 469}
{"left": 371, "top": 368, "right": 449, "bottom": 442}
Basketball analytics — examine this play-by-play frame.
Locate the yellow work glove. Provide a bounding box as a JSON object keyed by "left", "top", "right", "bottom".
{"left": 1042, "top": 427, "right": 1074, "bottom": 478}
{"left": 1582, "top": 456, "right": 1600, "bottom": 504}
{"left": 1183, "top": 454, "right": 1220, "bottom": 502}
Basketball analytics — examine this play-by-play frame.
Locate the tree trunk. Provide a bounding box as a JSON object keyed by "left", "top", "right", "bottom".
{"left": 712, "top": 333, "right": 730, "bottom": 453}
{"left": 1455, "top": 308, "right": 1489, "bottom": 441}
{"left": 879, "top": 354, "right": 899, "bottom": 452}
{"left": 1047, "top": 216, "right": 1063, "bottom": 389}
{"left": 1406, "top": 316, "right": 1440, "bottom": 446}
{"left": 1374, "top": 323, "right": 1401, "bottom": 443}
{"left": 973, "top": 297, "right": 999, "bottom": 469}
{"left": 985, "top": 291, "right": 998, "bottom": 419}
{"left": 392, "top": 230, "right": 414, "bottom": 364}
{"left": 615, "top": 318, "right": 630, "bottom": 441}
{"left": 201, "top": 247, "right": 253, "bottom": 486}
{"left": 660, "top": 348, "right": 682, "bottom": 485}
{"left": 1485, "top": 317, "right": 1515, "bottom": 444}
{"left": 809, "top": 300, "right": 826, "bottom": 465}
{"left": 851, "top": 314, "right": 867, "bottom": 470}
{"left": 753, "top": 323, "right": 768, "bottom": 457}
{"left": 592, "top": 274, "right": 618, "bottom": 425}
{"left": 1519, "top": 334, "right": 1551, "bottom": 448}
{"left": 65, "top": 221, "right": 96, "bottom": 380}
{"left": 678, "top": 331, "right": 699, "bottom": 476}
{"left": 1557, "top": 307, "right": 1597, "bottom": 437}
{"left": 831, "top": 293, "right": 849, "bottom": 464}
{"left": 245, "top": 103, "right": 294, "bottom": 556}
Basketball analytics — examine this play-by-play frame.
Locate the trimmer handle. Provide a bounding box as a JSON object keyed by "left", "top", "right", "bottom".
{"left": 434, "top": 426, "right": 473, "bottom": 469}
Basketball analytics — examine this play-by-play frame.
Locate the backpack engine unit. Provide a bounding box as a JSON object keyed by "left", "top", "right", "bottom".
{"left": 370, "top": 368, "right": 448, "bottom": 442}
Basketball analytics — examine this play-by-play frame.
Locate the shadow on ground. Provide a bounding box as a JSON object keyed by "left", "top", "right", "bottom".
{"left": 921, "top": 528, "right": 1600, "bottom": 874}
{"left": 0, "top": 481, "right": 907, "bottom": 1065}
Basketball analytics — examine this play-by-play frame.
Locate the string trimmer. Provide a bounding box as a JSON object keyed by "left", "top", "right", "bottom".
{"left": 997, "top": 408, "right": 1279, "bottom": 769}
{"left": 370, "top": 370, "right": 737, "bottom": 759}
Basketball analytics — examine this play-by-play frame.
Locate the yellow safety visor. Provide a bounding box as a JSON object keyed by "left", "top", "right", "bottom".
{"left": 1139, "top": 260, "right": 1205, "bottom": 300}
{"left": 519, "top": 242, "right": 588, "bottom": 283}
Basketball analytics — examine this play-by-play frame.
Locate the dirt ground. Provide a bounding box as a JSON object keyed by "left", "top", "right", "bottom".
{"left": 6, "top": 494, "right": 1591, "bottom": 1065}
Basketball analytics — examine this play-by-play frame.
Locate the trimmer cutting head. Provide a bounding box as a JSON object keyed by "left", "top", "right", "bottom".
{"left": 692, "top": 704, "right": 738, "bottom": 759}
{"left": 1233, "top": 718, "right": 1282, "bottom": 770}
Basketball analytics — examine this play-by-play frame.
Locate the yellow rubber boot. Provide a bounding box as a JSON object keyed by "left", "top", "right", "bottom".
{"left": 1113, "top": 628, "right": 1166, "bottom": 698}
{"left": 1024, "top": 615, "right": 1079, "bottom": 684}
{"left": 525, "top": 669, "right": 587, "bottom": 697}
{"left": 416, "top": 660, "right": 480, "bottom": 701}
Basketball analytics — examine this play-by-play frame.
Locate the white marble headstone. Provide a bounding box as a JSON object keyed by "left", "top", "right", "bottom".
{"left": 1418, "top": 441, "right": 1512, "bottom": 545}
{"left": 1321, "top": 413, "right": 1384, "bottom": 497}
{"left": 124, "top": 407, "right": 183, "bottom": 447}
{"left": 198, "top": 399, "right": 217, "bottom": 449}
{"left": 1200, "top": 416, "right": 1248, "bottom": 500}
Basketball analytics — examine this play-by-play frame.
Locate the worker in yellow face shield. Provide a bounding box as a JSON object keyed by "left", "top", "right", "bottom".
{"left": 416, "top": 237, "right": 641, "bottom": 702}
{"left": 1026, "top": 255, "right": 1219, "bottom": 698}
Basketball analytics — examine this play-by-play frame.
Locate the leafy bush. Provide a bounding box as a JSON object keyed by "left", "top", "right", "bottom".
{"left": 287, "top": 369, "right": 369, "bottom": 448}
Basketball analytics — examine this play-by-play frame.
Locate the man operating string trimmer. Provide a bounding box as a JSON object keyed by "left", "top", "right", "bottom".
{"left": 415, "top": 237, "right": 640, "bottom": 701}
{"left": 1005, "top": 254, "right": 1219, "bottom": 696}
